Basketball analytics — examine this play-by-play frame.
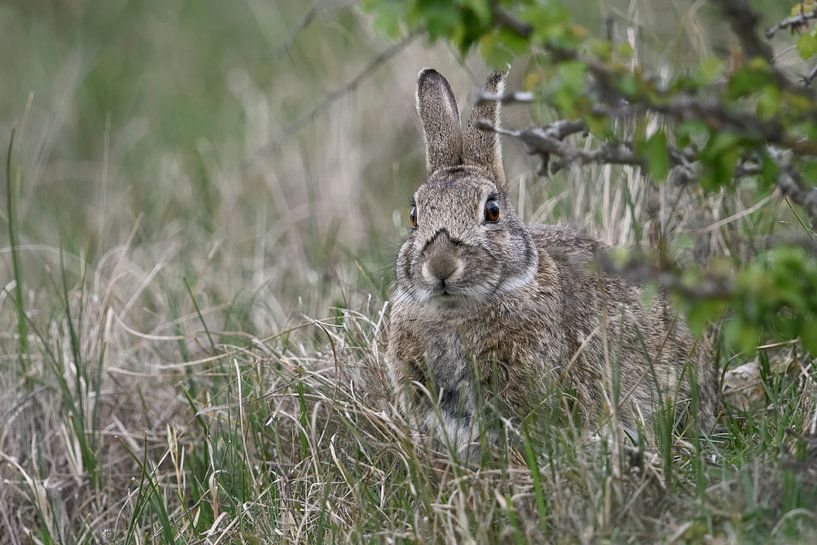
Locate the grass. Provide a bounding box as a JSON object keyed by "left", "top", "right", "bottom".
{"left": 1, "top": 0, "right": 816, "bottom": 543}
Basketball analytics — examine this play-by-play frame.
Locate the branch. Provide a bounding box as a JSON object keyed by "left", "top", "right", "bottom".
{"left": 594, "top": 251, "right": 735, "bottom": 301}
{"left": 271, "top": 0, "right": 358, "bottom": 59}
{"left": 802, "top": 63, "right": 817, "bottom": 86}
{"left": 478, "top": 118, "right": 701, "bottom": 182}
{"left": 485, "top": 1, "right": 817, "bottom": 227}
{"left": 766, "top": 4, "right": 817, "bottom": 38}
{"left": 490, "top": 3, "right": 817, "bottom": 156}
{"left": 590, "top": 92, "right": 817, "bottom": 158}
{"left": 713, "top": 0, "right": 816, "bottom": 97}
{"left": 271, "top": 0, "right": 323, "bottom": 58}
{"left": 769, "top": 150, "right": 817, "bottom": 229}
{"left": 244, "top": 32, "right": 418, "bottom": 167}
{"left": 478, "top": 119, "right": 640, "bottom": 174}
{"left": 491, "top": 5, "right": 533, "bottom": 39}
{"left": 479, "top": 115, "right": 817, "bottom": 226}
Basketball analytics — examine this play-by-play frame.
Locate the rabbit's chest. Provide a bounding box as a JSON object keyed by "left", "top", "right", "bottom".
{"left": 421, "top": 319, "right": 517, "bottom": 390}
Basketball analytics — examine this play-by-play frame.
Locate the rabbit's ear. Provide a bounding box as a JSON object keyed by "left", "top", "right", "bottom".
{"left": 417, "top": 68, "right": 463, "bottom": 175}
{"left": 463, "top": 69, "right": 508, "bottom": 192}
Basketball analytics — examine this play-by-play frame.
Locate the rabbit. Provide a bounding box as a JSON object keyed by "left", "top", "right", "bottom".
{"left": 386, "top": 68, "right": 717, "bottom": 456}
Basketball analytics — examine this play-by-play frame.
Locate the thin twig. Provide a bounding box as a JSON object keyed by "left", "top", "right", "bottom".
{"left": 485, "top": 1, "right": 817, "bottom": 227}
{"left": 244, "top": 32, "right": 418, "bottom": 167}
{"left": 491, "top": 5, "right": 534, "bottom": 39}
{"left": 490, "top": 3, "right": 817, "bottom": 155}
{"left": 714, "top": 0, "right": 815, "bottom": 96}
{"left": 766, "top": 4, "right": 817, "bottom": 39}
{"left": 769, "top": 149, "right": 817, "bottom": 229}
{"left": 270, "top": 0, "right": 359, "bottom": 59}
{"left": 802, "top": 63, "right": 817, "bottom": 85}
{"left": 271, "top": 0, "right": 323, "bottom": 58}
{"left": 477, "top": 119, "right": 694, "bottom": 177}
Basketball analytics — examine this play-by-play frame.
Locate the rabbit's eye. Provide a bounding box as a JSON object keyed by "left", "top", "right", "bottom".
{"left": 484, "top": 199, "right": 500, "bottom": 223}
{"left": 409, "top": 206, "right": 418, "bottom": 229}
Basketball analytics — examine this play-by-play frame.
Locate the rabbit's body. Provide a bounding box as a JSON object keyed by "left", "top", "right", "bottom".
{"left": 386, "top": 69, "right": 715, "bottom": 454}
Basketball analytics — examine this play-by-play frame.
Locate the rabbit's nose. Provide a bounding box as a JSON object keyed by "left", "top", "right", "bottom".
{"left": 425, "top": 252, "right": 458, "bottom": 281}
{"left": 422, "top": 235, "right": 461, "bottom": 282}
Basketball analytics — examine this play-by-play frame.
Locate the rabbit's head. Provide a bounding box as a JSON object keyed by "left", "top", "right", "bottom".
{"left": 394, "top": 69, "right": 539, "bottom": 309}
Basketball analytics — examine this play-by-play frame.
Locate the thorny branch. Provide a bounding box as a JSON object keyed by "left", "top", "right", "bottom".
{"left": 769, "top": 150, "right": 817, "bottom": 225}
{"left": 802, "top": 63, "right": 817, "bottom": 86}
{"left": 713, "top": 0, "right": 815, "bottom": 99}
{"left": 478, "top": 87, "right": 817, "bottom": 157}
{"left": 479, "top": 114, "right": 817, "bottom": 227}
{"left": 478, "top": 117, "right": 740, "bottom": 184}
{"left": 491, "top": 5, "right": 817, "bottom": 156}
{"left": 481, "top": 1, "right": 817, "bottom": 227}
{"left": 478, "top": 118, "right": 639, "bottom": 170}
{"left": 766, "top": 3, "right": 817, "bottom": 38}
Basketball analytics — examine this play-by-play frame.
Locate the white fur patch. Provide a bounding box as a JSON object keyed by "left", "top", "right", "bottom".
{"left": 424, "top": 409, "right": 476, "bottom": 456}
{"left": 495, "top": 258, "right": 538, "bottom": 294}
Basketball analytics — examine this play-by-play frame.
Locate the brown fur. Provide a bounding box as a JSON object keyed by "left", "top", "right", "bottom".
{"left": 387, "top": 69, "right": 716, "bottom": 455}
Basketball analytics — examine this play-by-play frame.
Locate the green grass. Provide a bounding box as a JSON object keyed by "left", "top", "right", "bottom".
{"left": 1, "top": 0, "right": 816, "bottom": 543}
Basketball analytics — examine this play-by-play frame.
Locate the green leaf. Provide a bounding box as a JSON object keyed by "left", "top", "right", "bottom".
{"left": 641, "top": 130, "right": 670, "bottom": 181}
{"left": 757, "top": 85, "right": 781, "bottom": 119}
{"left": 585, "top": 114, "right": 613, "bottom": 138}
{"left": 589, "top": 39, "right": 612, "bottom": 61}
{"left": 617, "top": 74, "right": 640, "bottom": 97}
{"left": 803, "top": 318, "right": 817, "bottom": 355}
{"left": 461, "top": 0, "right": 491, "bottom": 26}
{"left": 686, "top": 299, "right": 726, "bottom": 337}
{"left": 797, "top": 29, "right": 817, "bottom": 60}
{"left": 479, "top": 28, "right": 528, "bottom": 67}
{"left": 724, "top": 319, "right": 761, "bottom": 355}
{"left": 759, "top": 152, "right": 780, "bottom": 189}
{"left": 801, "top": 161, "right": 817, "bottom": 186}
{"left": 699, "top": 132, "right": 741, "bottom": 191}
{"left": 728, "top": 64, "right": 772, "bottom": 99}
{"left": 696, "top": 57, "right": 725, "bottom": 83}
{"left": 616, "top": 42, "right": 634, "bottom": 60}
{"left": 551, "top": 60, "right": 587, "bottom": 114}
{"left": 519, "top": 3, "right": 570, "bottom": 44}
{"left": 792, "top": 1, "right": 817, "bottom": 17}
{"left": 371, "top": 3, "right": 403, "bottom": 38}
{"left": 416, "top": 3, "right": 461, "bottom": 41}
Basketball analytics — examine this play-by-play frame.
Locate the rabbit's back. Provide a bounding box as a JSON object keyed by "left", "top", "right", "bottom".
{"left": 528, "top": 224, "right": 716, "bottom": 430}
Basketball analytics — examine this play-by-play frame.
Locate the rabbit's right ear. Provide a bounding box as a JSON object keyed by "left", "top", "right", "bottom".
{"left": 417, "top": 68, "right": 463, "bottom": 176}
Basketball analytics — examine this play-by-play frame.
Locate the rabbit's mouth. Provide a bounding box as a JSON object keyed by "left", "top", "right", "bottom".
{"left": 430, "top": 284, "right": 458, "bottom": 300}
{"left": 427, "top": 282, "right": 466, "bottom": 305}
{"left": 426, "top": 280, "right": 494, "bottom": 308}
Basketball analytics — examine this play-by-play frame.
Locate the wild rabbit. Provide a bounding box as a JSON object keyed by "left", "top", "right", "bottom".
{"left": 386, "top": 68, "right": 716, "bottom": 455}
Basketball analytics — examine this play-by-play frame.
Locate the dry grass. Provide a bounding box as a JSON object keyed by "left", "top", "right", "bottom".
{"left": 1, "top": 0, "right": 816, "bottom": 543}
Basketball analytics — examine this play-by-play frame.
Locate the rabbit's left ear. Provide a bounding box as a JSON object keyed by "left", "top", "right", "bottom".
{"left": 463, "top": 69, "right": 508, "bottom": 192}
{"left": 417, "top": 68, "right": 463, "bottom": 176}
